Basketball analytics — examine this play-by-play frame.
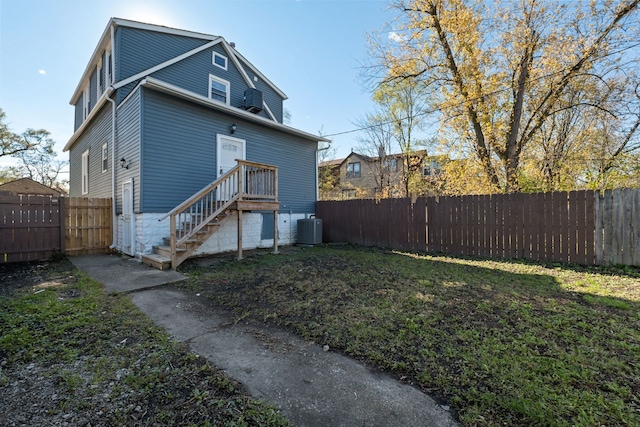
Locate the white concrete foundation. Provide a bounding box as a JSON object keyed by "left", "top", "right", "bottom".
{"left": 115, "top": 211, "right": 312, "bottom": 258}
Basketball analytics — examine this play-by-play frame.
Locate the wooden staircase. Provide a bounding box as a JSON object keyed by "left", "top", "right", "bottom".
{"left": 142, "top": 160, "right": 279, "bottom": 270}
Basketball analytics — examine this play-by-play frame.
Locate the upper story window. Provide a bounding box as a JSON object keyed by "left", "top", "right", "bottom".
{"left": 213, "top": 52, "right": 227, "bottom": 70}
{"left": 423, "top": 160, "right": 441, "bottom": 177}
{"left": 390, "top": 158, "right": 398, "bottom": 172}
{"left": 346, "top": 162, "right": 361, "bottom": 178}
{"left": 97, "top": 58, "right": 104, "bottom": 98}
{"left": 106, "top": 48, "right": 112, "bottom": 85}
{"left": 209, "top": 74, "right": 230, "bottom": 105}
{"left": 82, "top": 86, "right": 90, "bottom": 120}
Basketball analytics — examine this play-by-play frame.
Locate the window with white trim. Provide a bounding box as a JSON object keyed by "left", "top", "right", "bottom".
{"left": 106, "top": 48, "right": 112, "bottom": 84}
{"left": 209, "top": 74, "right": 230, "bottom": 104}
{"left": 101, "top": 143, "right": 108, "bottom": 173}
{"left": 213, "top": 52, "right": 227, "bottom": 70}
{"left": 97, "top": 58, "right": 104, "bottom": 98}
{"left": 82, "top": 150, "right": 89, "bottom": 194}
{"left": 82, "top": 85, "right": 90, "bottom": 120}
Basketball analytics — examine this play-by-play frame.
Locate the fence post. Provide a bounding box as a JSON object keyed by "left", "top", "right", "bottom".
{"left": 59, "top": 197, "right": 66, "bottom": 254}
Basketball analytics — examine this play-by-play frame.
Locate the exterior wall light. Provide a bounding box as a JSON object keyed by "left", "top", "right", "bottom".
{"left": 230, "top": 124, "right": 237, "bottom": 134}
{"left": 120, "top": 157, "right": 129, "bottom": 169}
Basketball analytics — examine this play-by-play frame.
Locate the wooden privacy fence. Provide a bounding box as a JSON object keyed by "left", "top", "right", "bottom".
{"left": 317, "top": 198, "right": 426, "bottom": 253}
{"left": 1, "top": 195, "right": 112, "bottom": 263}
{"left": 316, "top": 188, "right": 640, "bottom": 266}
{"left": 1, "top": 194, "right": 64, "bottom": 263}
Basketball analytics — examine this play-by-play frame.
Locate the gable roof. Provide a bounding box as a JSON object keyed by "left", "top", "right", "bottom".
{"left": 70, "top": 18, "right": 287, "bottom": 105}
{"left": 0, "top": 178, "right": 66, "bottom": 196}
{"left": 63, "top": 77, "right": 328, "bottom": 152}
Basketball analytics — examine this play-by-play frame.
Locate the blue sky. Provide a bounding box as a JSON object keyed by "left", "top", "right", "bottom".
{"left": 0, "top": 0, "right": 397, "bottom": 172}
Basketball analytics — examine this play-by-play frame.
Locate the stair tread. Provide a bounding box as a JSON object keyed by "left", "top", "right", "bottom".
{"left": 154, "top": 245, "right": 186, "bottom": 253}
{"left": 141, "top": 253, "right": 172, "bottom": 271}
{"left": 142, "top": 253, "right": 171, "bottom": 262}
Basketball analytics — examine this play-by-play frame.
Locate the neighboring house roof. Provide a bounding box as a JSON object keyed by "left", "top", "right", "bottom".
{"left": 0, "top": 178, "right": 66, "bottom": 196}
{"left": 319, "top": 158, "right": 345, "bottom": 168}
{"left": 69, "top": 18, "right": 287, "bottom": 106}
{"left": 325, "top": 150, "right": 431, "bottom": 168}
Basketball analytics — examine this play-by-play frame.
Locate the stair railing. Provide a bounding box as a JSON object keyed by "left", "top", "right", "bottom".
{"left": 158, "top": 160, "right": 278, "bottom": 269}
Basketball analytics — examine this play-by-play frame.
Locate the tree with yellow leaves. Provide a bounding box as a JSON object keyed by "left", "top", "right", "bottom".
{"left": 369, "top": 0, "right": 640, "bottom": 193}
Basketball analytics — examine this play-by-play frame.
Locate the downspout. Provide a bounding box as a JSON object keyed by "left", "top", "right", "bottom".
{"left": 106, "top": 89, "right": 117, "bottom": 249}
{"left": 315, "top": 144, "right": 321, "bottom": 203}
{"left": 108, "top": 22, "right": 118, "bottom": 249}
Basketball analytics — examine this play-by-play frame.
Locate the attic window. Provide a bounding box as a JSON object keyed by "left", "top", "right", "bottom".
{"left": 213, "top": 53, "right": 227, "bottom": 70}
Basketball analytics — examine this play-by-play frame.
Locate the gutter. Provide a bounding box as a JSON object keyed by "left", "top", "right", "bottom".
{"left": 106, "top": 88, "right": 117, "bottom": 250}
{"left": 139, "top": 77, "right": 330, "bottom": 143}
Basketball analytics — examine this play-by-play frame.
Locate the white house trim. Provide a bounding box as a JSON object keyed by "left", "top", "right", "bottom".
{"left": 71, "top": 18, "right": 286, "bottom": 105}
{"left": 113, "top": 39, "right": 222, "bottom": 90}
{"left": 262, "top": 101, "right": 277, "bottom": 122}
{"left": 208, "top": 74, "right": 231, "bottom": 105}
{"left": 111, "top": 18, "right": 218, "bottom": 41}
{"left": 232, "top": 49, "right": 288, "bottom": 100}
{"left": 139, "top": 77, "right": 329, "bottom": 143}
{"left": 64, "top": 89, "right": 112, "bottom": 152}
{"left": 69, "top": 22, "right": 114, "bottom": 104}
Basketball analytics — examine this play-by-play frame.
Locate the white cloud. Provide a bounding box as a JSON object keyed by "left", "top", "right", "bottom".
{"left": 38, "top": 69, "right": 46, "bottom": 75}
{"left": 388, "top": 31, "right": 404, "bottom": 43}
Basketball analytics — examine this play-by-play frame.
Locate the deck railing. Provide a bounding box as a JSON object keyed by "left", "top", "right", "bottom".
{"left": 159, "top": 160, "right": 278, "bottom": 268}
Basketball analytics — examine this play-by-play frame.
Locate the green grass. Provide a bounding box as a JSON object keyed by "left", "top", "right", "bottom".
{"left": 0, "top": 260, "right": 289, "bottom": 426}
{"left": 182, "top": 245, "right": 640, "bottom": 426}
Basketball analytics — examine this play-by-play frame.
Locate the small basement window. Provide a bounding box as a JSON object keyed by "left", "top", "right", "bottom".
{"left": 213, "top": 52, "right": 227, "bottom": 70}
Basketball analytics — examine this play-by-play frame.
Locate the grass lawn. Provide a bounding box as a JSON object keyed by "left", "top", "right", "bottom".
{"left": 182, "top": 245, "right": 640, "bottom": 426}
{"left": 0, "top": 260, "right": 289, "bottom": 426}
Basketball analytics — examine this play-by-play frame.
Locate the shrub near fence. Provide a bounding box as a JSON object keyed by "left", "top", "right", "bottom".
{"left": 316, "top": 188, "right": 640, "bottom": 266}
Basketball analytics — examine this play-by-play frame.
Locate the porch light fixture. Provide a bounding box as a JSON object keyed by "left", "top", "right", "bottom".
{"left": 230, "top": 123, "right": 237, "bottom": 134}
{"left": 120, "top": 157, "right": 129, "bottom": 169}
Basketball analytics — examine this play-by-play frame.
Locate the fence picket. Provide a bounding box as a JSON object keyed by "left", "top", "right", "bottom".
{"left": 633, "top": 190, "right": 640, "bottom": 265}
{"left": 316, "top": 189, "right": 639, "bottom": 266}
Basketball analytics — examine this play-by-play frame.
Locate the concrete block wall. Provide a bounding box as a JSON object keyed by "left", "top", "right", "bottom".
{"left": 124, "top": 211, "right": 312, "bottom": 258}
{"left": 135, "top": 213, "right": 170, "bottom": 256}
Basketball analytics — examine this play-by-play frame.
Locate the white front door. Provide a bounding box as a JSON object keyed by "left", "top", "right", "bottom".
{"left": 122, "top": 179, "right": 136, "bottom": 256}
{"left": 217, "top": 135, "right": 246, "bottom": 200}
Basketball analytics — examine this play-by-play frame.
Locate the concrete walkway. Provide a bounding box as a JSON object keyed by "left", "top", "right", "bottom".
{"left": 70, "top": 254, "right": 458, "bottom": 427}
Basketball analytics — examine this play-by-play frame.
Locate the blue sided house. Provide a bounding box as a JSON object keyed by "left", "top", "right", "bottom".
{"left": 64, "top": 18, "right": 328, "bottom": 269}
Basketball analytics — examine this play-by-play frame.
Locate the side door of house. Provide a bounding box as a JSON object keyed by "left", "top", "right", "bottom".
{"left": 216, "top": 135, "right": 246, "bottom": 200}
{"left": 122, "top": 179, "right": 136, "bottom": 256}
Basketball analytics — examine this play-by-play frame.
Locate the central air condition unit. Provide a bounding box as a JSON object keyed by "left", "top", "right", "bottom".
{"left": 297, "top": 218, "right": 322, "bottom": 245}
{"left": 244, "top": 88, "right": 263, "bottom": 114}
